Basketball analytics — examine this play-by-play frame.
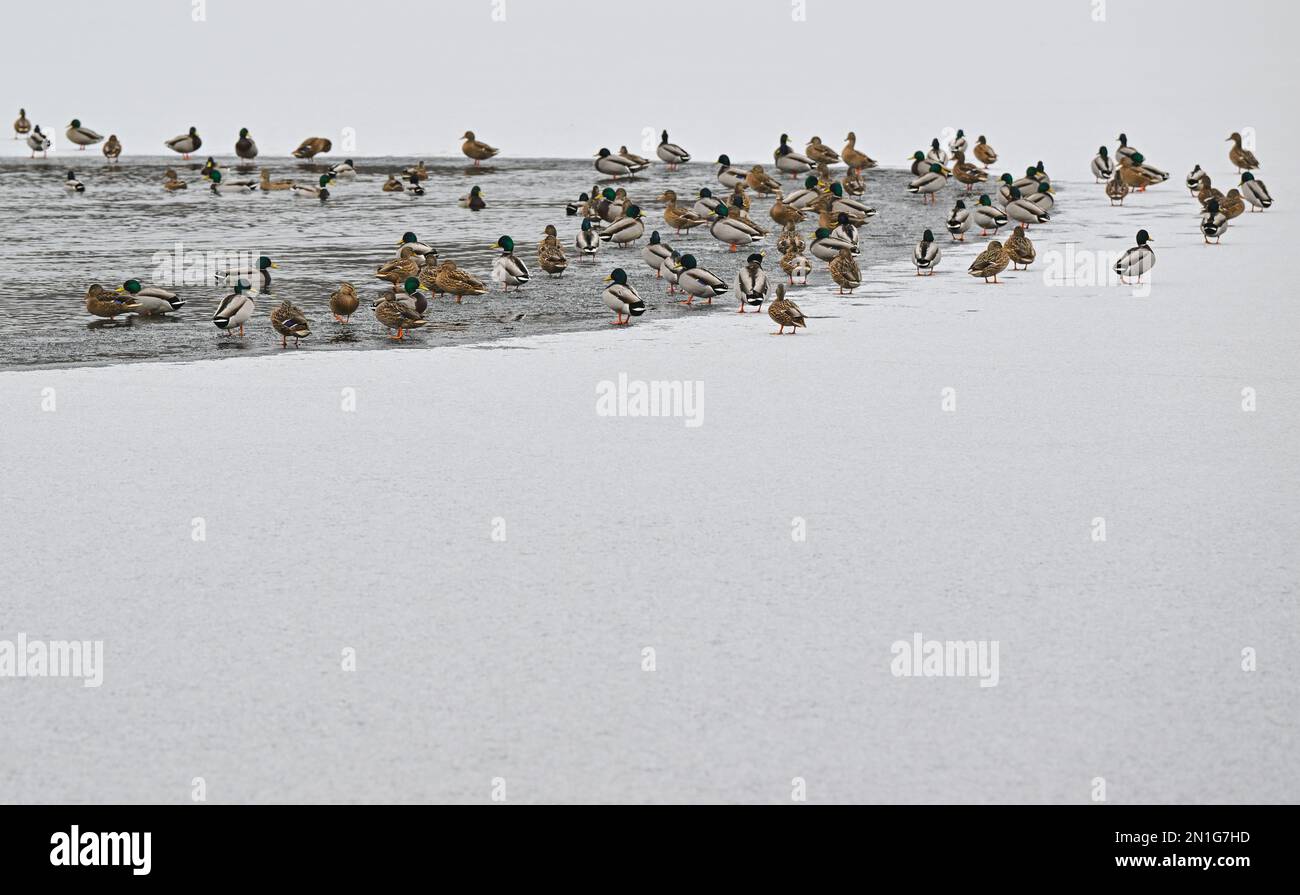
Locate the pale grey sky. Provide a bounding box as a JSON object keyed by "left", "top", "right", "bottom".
{"left": 4, "top": 0, "right": 1297, "bottom": 174}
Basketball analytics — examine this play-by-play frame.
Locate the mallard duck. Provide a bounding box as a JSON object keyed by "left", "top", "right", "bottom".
{"left": 382, "top": 174, "right": 405, "bottom": 192}
{"left": 781, "top": 175, "right": 822, "bottom": 211}
{"left": 774, "top": 134, "right": 813, "bottom": 177}
{"left": 377, "top": 246, "right": 421, "bottom": 284}
{"left": 909, "top": 163, "right": 948, "bottom": 204}
{"left": 602, "top": 268, "right": 645, "bottom": 325}
{"left": 292, "top": 137, "right": 332, "bottom": 159}
{"left": 952, "top": 151, "right": 987, "bottom": 190}
{"left": 271, "top": 300, "right": 311, "bottom": 347}
{"left": 825, "top": 182, "right": 875, "bottom": 221}
{"left": 85, "top": 284, "right": 140, "bottom": 319}
{"left": 406, "top": 174, "right": 425, "bottom": 196}
{"left": 27, "top": 125, "right": 50, "bottom": 158}
{"left": 735, "top": 253, "right": 769, "bottom": 312}
{"left": 968, "top": 241, "right": 1009, "bottom": 283}
{"left": 291, "top": 174, "right": 332, "bottom": 200}
{"left": 1114, "top": 230, "right": 1155, "bottom": 283}
{"left": 116, "top": 279, "right": 184, "bottom": 315}
{"left": 805, "top": 136, "right": 840, "bottom": 165}
{"left": 726, "top": 183, "right": 752, "bottom": 215}
{"left": 972, "top": 135, "right": 997, "bottom": 167}
{"left": 329, "top": 159, "right": 356, "bottom": 178}
{"left": 618, "top": 145, "right": 650, "bottom": 169}
{"left": 566, "top": 191, "right": 591, "bottom": 217}
{"left": 594, "top": 187, "right": 626, "bottom": 222}
{"left": 102, "top": 135, "right": 121, "bottom": 163}
{"left": 777, "top": 224, "right": 805, "bottom": 256}
{"left": 212, "top": 280, "right": 255, "bottom": 335}
{"left": 388, "top": 276, "right": 428, "bottom": 316}
{"left": 373, "top": 289, "right": 427, "bottom": 340}
{"left": 163, "top": 169, "right": 187, "bottom": 191}
{"left": 260, "top": 169, "right": 293, "bottom": 191}
{"left": 576, "top": 218, "right": 601, "bottom": 260}
{"left": 908, "top": 151, "right": 932, "bottom": 177}
{"left": 459, "top": 185, "right": 486, "bottom": 211}
{"left": 1004, "top": 187, "right": 1049, "bottom": 228}
{"left": 1227, "top": 132, "right": 1259, "bottom": 172}
{"left": 216, "top": 256, "right": 276, "bottom": 292}
{"left": 1117, "top": 155, "right": 1160, "bottom": 191}
{"left": 972, "top": 195, "right": 1007, "bottom": 235}
{"left": 912, "top": 230, "right": 941, "bottom": 275}
{"left": 684, "top": 187, "right": 718, "bottom": 219}
{"left": 841, "top": 132, "right": 876, "bottom": 172}
{"left": 843, "top": 167, "right": 866, "bottom": 196}
{"left": 656, "top": 130, "right": 690, "bottom": 169}
{"left": 829, "top": 247, "right": 861, "bottom": 294}
{"left": 1131, "top": 152, "right": 1169, "bottom": 185}
{"left": 1220, "top": 188, "right": 1246, "bottom": 220}
{"left": 674, "top": 254, "right": 728, "bottom": 305}
{"left": 810, "top": 227, "right": 858, "bottom": 262}
{"left": 657, "top": 190, "right": 706, "bottom": 234}
{"left": 1106, "top": 171, "right": 1129, "bottom": 205}
{"left": 830, "top": 212, "right": 858, "bottom": 247}
{"left": 64, "top": 171, "right": 85, "bottom": 193}
{"left": 539, "top": 225, "right": 569, "bottom": 276}
{"left": 949, "top": 129, "right": 968, "bottom": 155}
{"left": 999, "top": 169, "right": 1037, "bottom": 202}
{"left": 65, "top": 119, "right": 103, "bottom": 149}
{"left": 1004, "top": 226, "right": 1035, "bottom": 271}
{"left": 403, "top": 160, "right": 428, "bottom": 180}
{"left": 1115, "top": 132, "right": 1139, "bottom": 163}
{"left": 712, "top": 154, "right": 746, "bottom": 189}
{"left": 946, "top": 200, "right": 971, "bottom": 241}
{"left": 329, "top": 282, "right": 360, "bottom": 322}
{"left": 165, "top": 126, "right": 201, "bottom": 158}
{"left": 1240, "top": 172, "right": 1272, "bottom": 211}
{"left": 461, "top": 131, "right": 499, "bottom": 165}
{"left": 491, "top": 236, "right": 531, "bottom": 291}
{"left": 200, "top": 157, "right": 220, "bottom": 178}
{"left": 595, "top": 147, "right": 645, "bottom": 178}
{"left": 709, "top": 204, "right": 763, "bottom": 252}
{"left": 397, "top": 231, "right": 437, "bottom": 265}
{"left": 1185, "top": 164, "right": 1206, "bottom": 194}
{"left": 779, "top": 247, "right": 813, "bottom": 285}
{"left": 208, "top": 170, "right": 257, "bottom": 194}
{"left": 768, "top": 284, "right": 805, "bottom": 334}
{"left": 1196, "top": 175, "right": 1224, "bottom": 208}
{"left": 433, "top": 260, "right": 489, "bottom": 303}
{"left": 1025, "top": 181, "right": 1055, "bottom": 213}
{"left": 925, "top": 138, "right": 948, "bottom": 166}
{"left": 1091, "top": 146, "right": 1114, "bottom": 182}
{"left": 13, "top": 108, "right": 30, "bottom": 138}
{"left": 601, "top": 204, "right": 646, "bottom": 248}
{"left": 746, "top": 165, "right": 782, "bottom": 195}
{"left": 770, "top": 195, "right": 806, "bottom": 228}
{"left": 661, "top": 250, "right": 686, "bottom": 294}
{"left": 641, "top": 230, "right": 673, "bottom": 278}
{"left": 234, "top": 127, "right": 258, "bottom": 160}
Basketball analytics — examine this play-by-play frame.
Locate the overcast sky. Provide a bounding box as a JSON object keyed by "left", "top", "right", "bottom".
{"left": 4, "top": 0, "right": 1296, "bottom": 174}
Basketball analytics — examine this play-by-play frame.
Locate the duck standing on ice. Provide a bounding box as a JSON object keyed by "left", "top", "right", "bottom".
{"left": 735, "top": 253, "right": 769, "bottom": 313}
{"left": 1114, "top": 230, "right": 1155, "bottom": 284}
{"left": 602, "top": 268, "right": 645, "bottom": 325}
{"left": 767, "top": 284, "right": 806, "bottom": 335}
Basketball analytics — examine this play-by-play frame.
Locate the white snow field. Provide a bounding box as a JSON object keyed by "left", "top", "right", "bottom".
{"left": 1, "top": 167, "right": 1297, "bottom": 803}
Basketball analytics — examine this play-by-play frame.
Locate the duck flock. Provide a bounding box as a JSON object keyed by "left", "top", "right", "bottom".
{"left": 10, "top": 108, "right": 1276, "bottom": 345}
